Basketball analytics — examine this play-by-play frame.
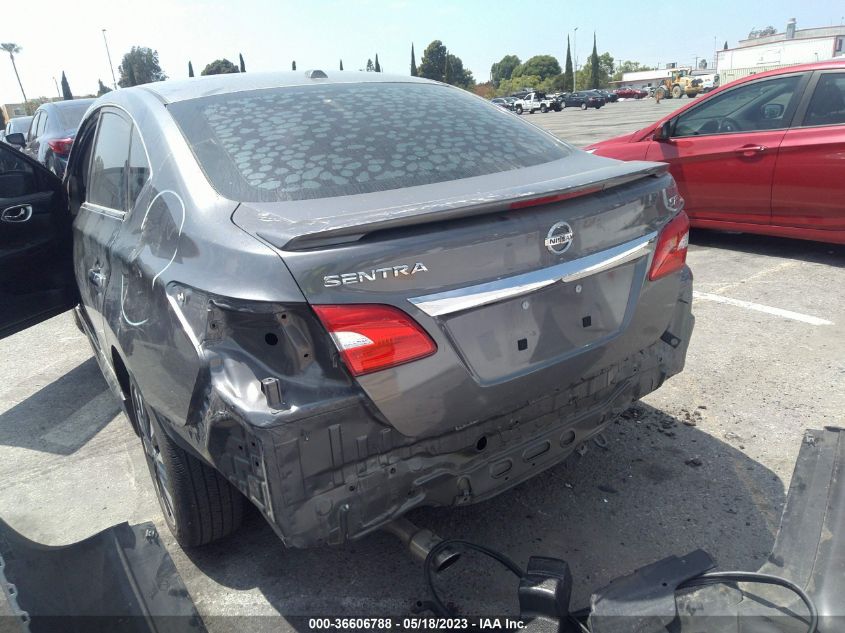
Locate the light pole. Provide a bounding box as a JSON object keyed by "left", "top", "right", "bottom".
{"left": 102, "top": 29, "right": 117, "bottom": 89}
{"left": 573, "top": 27, "right": 579, "bottom": 90}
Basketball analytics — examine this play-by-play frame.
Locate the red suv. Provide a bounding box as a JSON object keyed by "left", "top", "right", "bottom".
{"left": 588, "top": 61, "right": 845, "bottom": 244}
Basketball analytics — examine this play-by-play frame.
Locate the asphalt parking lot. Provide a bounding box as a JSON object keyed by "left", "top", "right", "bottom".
{"left": 1, "top": 98, "right": 844, "bottom": 631}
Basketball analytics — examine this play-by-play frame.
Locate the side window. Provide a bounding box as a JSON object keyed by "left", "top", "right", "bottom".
{"left": 68, "top": 115, "right": 99, "bottom": 217}
{"left": 36, "top": 113, "right": 48, "bottom": 137}
{"left": 127, "top": 126, "right": 150, "bottom": 209}
{"left": 673, "top": 75, "right": 802, "bottom": 137}
{"left": 802, "top": 73, "right": 845, "bottom": 127}
{"left": 86, "top": 112, "right": 131, "bottom": 212}
{"left": 27, "top": 113, "right": 40, "bottom": 141}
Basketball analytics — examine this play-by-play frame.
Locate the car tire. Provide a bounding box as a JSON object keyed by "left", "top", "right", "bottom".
{"left": 515, "top": 105, "right": 523, "bottom": 114}
{"left": 540, "top": 104, "right": 548, "bottom": 113}
{"left": 580, "top": 103, "right": 587, "bottom": 110}
{"left": 672, "top": 85, "right": 683, "bottom": 99}
{"left": 130, "top": 377, "right": 243, "bottom": 548}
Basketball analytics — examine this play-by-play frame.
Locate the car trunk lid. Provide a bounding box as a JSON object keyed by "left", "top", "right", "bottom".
{"left": 233, "top": 156, "right": 679, "bottom": 437}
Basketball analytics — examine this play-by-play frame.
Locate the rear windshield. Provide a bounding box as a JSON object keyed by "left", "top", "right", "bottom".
{"left": 56, "top": 102, "right": 91, "bottom": 129}
{"left": 168, "top": 82, "right": 571, "bottom": 202}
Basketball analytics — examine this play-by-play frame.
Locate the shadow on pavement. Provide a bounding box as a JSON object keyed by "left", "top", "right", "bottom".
{"left": 181, "top": 403, "right": 785, "bottom": 631}
{"left": 0, "top": 357, "right": 120, "bottom": 455}
{"left": 690, "top": 229, "right": 845, "bottom": 265}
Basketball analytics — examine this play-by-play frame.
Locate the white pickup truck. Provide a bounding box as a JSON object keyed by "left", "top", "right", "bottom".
{"left": 513, "top": 92, "right": 559, "bottom": 114}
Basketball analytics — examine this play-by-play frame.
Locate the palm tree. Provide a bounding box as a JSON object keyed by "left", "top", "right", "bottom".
{"left": 1, "top": 43, "right": 28, "bottom": 110}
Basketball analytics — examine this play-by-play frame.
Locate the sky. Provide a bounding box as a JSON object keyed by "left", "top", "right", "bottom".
{"left": 1, "top": 0, "right": 844, "bottom": 102}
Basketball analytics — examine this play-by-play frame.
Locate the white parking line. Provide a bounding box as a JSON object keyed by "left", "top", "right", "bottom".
{"left": 693, "top": 291, "right": 833, "bottom": 326}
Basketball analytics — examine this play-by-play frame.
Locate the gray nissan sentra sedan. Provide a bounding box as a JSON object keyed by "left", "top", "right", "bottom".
{"left": 0, "top": 71, "right": 693, "bottom": 548}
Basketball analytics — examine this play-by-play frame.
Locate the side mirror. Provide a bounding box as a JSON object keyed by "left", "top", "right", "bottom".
{"left": 653, "top": 121, "right": 673, "bottom": 141}
{"left": 761, "top": 103, "right": 784, "bottom": 120}
{"left": 5, "top": 133, "right": 25, "bottom": 147}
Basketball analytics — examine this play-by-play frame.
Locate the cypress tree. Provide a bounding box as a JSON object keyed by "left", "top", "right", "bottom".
{"left": 590, "top": 34, "right": 600, "bottom": 89}
{"left": 188, "top": 61, "right": 194, "bottom": 77}
{"left": 410, "top": 43, "right": 417, "bottom": 76}
{"left": 239, "top": 53, "right": 246, "bottom": 72}
{"left": 374, "top": 54, "right": 381, "bottom": 72}
{"left": 292, "top": 60, "right": 296, "bottom": 71}
{"left": 339, "top": 59, "right": 343, "bottom": 70}
{"left": 60, "top": 71, "right": 73, "bottom": 100}
{"left": 564, "top": 36, "right": 573, "bottom": 92}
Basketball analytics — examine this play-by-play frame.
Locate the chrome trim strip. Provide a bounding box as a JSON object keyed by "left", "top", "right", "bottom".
{"left": 408, "top": 232, "right": 657, "bottom": 317}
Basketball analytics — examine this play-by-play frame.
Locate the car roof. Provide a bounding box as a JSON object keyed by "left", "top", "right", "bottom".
{"left": 37, "top": 98, "right": 96, "bottom": 112}
{"left": 137, "top": 70, "right": 438, "bottom": 104}
{"left": 720, "top": 59, "right": 845, "bottom": 91}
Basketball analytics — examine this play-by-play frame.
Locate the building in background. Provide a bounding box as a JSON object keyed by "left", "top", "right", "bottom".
{"left": 718, "top": 19, "right": 845, "bottom": 84}
{"left": 611, "top": 67, "right": 694, "bottom": 90}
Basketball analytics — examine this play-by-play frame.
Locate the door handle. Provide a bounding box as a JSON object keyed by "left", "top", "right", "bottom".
{"left": 734, "top": 144, "right": 767, "bottom": 157}
{"left": 1, "top": 204, "right": 33, "bottom": 223}
{"left": 88, "top": 268, "right": 106, "bottom": 288}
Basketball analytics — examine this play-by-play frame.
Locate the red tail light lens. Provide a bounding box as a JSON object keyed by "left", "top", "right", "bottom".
{"left": 47, "top": 137, "right": 74, "bottom": 155}
{"left": 648, "top": 211, "right": 690, "bottom": 281}
{"left": 312, "top": 304, "right": 437, "bottom": 376}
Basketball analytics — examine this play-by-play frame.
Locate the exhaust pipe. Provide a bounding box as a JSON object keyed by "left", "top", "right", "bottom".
{"left": 383, "top": 517, "right": 460, "bottom": 572}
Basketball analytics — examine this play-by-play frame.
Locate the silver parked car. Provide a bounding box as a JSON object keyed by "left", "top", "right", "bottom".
{"left": 0, "top": 71, "right": 693, "bottom": 549}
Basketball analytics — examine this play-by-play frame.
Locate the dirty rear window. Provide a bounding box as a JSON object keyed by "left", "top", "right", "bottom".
{"left": 168, "top": 82, "right": 571, "bottom": 202}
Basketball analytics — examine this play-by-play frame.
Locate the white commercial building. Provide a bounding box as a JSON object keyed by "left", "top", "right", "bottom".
{"left": 717, "top": 19, "right": 845, "bottom": 85}
{"left": 612, "top": 67, "right": 693, "bottom": 90}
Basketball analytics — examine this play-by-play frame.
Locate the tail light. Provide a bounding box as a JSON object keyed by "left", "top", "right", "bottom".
{"left": 648, "top": 211, "right": 690, "bottom": 281}
{"left": 47, "top": 137, "right": 74, "bottom": 155}
{"left": 312, "top": 304, "right": 436, "bottom": 376}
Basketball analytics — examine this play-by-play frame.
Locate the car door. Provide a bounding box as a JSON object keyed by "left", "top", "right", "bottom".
{"left": 23, "top": 112, "right": 41, "bottom": 160}
{"left": 646, "top": 72, "right": 809, "bottom": 226}
{"left": 770, "top": 70, "right": 845, "bottom": 232}
{"left": 0, "top": 137, "right": 77, "bottom": 339}
{"left": 70, "top": 107, "right": 132, "bottom": 352}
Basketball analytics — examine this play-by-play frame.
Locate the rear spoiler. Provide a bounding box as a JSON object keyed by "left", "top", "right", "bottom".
{"left": 234, "top": 159, "right": 669, "bottom": 251}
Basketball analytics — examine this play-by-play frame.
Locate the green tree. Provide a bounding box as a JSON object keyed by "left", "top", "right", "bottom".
{"left": 201, "top": 58, "right": 239, "bottom": 75}
{"left": 512, "top": 55, "right": 561, "bottom": 81}
{"left": 589, "top": 35, "right": 600, "bottom": 89}
{"left": 292, "top": 60, "right": 296, "bottom": 70}
{"left": 374, "top": 54, "right": 381, "bottom": 72}
{"left": 496, "top": 75, "right": 542, "bottom": 96}
{"left": 118, "top": 46, "right": 167, "bottom": 87}
{"left": 60, "top": 71, "right": 73, "bottom": 100}
{"left": 188, "top": 61, "right": 194, "bottom": 77}
{"left": 410, "top": 43, "right": 417, "bottom": 76}
{"left": 339, "top": 59, "right": 344, "bottom": 71}
{"left": 239, "top": 53, "right": 246, "bottom": 72}
{"left": 97, "top": 79, "right": 112, "bottom": 96}
{"left": 1, "top": 43, "right": 28, "bottom": 108}
{"left": 490, "top": 54, "right": 520, "bottom": 87}
{"left": 366, "top": 58, "right": 374, "bottom": 72}
{"left": 576, "top": 51, "right": 614, "bottom": 89}
{"left": 563, "top": 37, "right": 573, "bottom": 92}
{"left": 418, "top": 40, "right": 474, "bottom": 88}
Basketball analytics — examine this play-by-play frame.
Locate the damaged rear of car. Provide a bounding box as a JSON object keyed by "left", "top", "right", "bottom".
{"left": 5, "top": 72, "right": 692, "bottom": 549}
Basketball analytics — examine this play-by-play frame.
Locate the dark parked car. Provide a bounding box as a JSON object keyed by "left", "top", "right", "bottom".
{"left": 561, "top": 91, "right": 605, "bottom": 109}
{"left": 7, "top": 99, "right": 94, "bottom": 177}
{"left": 491, "top": 97, "right": 513, "bottom": 110}
{"left": 592, "top": 89, "right": 619, "bottom": 103}
{"left": 1, "top": 116, "right": 33, "bottom": 147}
{"left": 0, "top": 72, "right": 693, "bottom": 548}
{"left": 589, "top": 60, "right": 845, "bottom": 244}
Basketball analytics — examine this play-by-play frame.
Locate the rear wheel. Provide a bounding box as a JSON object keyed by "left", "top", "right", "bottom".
{"left": 540, "top": 104, "right": 548, "bottom": 113}
{"left": 130, "top": 378, "right": 243, "bottom": 547}
{"left": 580, "top": 102, "right": 587, "bottom": 110}
{"left": 672, "top": 85, "right": 683, "bottom": 99}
